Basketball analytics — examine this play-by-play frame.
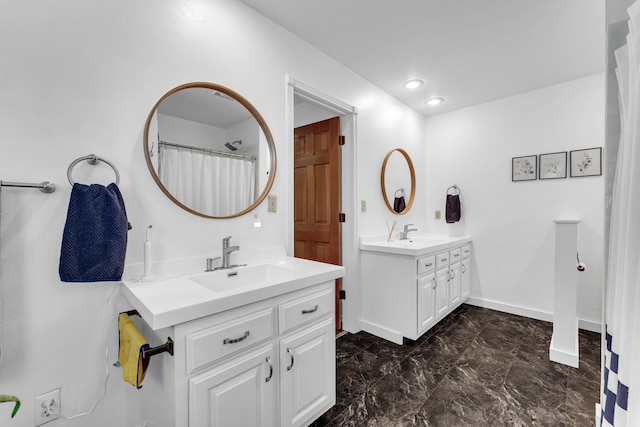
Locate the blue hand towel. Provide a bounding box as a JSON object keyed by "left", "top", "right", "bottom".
{"left": 59, "top": 183, "right": 129, "bottom": 282}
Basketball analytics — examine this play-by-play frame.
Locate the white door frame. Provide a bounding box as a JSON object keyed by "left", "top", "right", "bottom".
{"left": 285, "top": 75, "right": 360, "bottom": 333}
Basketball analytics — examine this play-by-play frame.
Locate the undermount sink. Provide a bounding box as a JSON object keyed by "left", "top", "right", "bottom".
{"left": 189, "top": 263, "right": 296, "bottom": 293}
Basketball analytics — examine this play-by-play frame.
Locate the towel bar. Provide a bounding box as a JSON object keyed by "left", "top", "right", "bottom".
{"left": 67, "top": 154, "right": 120, "bottom": 186}
{"left": 121, "top": 310, "right": 174, "bottom": 359}
{"left": 1, "top": 180, "right": 56, "bottom": 193}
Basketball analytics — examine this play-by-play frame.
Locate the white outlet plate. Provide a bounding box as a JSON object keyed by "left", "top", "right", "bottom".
{"left": 34, "top": 389, "right": 60, "bottom": 426}
{"left": 268, "top": 195, "right": 277, "bottom": 212}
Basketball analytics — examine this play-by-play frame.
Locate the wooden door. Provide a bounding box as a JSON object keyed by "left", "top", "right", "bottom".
{"left": 294, "top": 117, "right": 342, "bottom": 330}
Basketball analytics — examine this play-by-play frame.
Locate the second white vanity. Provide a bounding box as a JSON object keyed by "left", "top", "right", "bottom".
{"left": 360, "top": 235, "right": 472, "bottom": 344}
{"left": 121, "top": 248, "right": 344, "bottom": 427}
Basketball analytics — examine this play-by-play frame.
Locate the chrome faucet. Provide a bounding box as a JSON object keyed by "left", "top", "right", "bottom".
{"left": 205, "top": 236, "right": 246, "bottom": 271}
{"left": 221, "top": 236, "right": 239, "bottom": 269}
{"left": 400, "top": 224, "right": 417, "bottom": 240}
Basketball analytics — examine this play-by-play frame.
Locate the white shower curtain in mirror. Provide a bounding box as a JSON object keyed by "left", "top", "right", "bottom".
{"left": 602, "top": 2, "right": 640, "bottom": 425}
{"left": 158, "top": 145, "right": 255, "bottom": 217}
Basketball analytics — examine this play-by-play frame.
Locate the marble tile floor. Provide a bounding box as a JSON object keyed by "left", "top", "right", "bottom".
{"left": 311, "top": 304, "right": 601, "bottom": 426}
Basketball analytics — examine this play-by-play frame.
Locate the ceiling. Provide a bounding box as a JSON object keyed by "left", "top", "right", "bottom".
{"left": 239, "top": 0, "right": 605, "bottom": 116}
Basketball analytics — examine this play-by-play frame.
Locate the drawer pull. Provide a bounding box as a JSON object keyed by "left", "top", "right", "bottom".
{"left": 223, "top": 330, "right": 250, "bottom": 345}
{"left": 424, "top": 262, "right": 433, "bottom": 268}
{"left": 440, "top": 258, "right": 447, "bottom": 262}
{"left": 301, "top": 305, "right": 319, "bottom": 315}
{"left": 265, "top": 357, "right": 273, "bottom": 382}
{"left": 432, "top": 279, "right": 437, "bottom": 290}
{"left": 462, "top": 265, "right": 467, "bottom": 273}
{"left": 453, "top": 253, "right": 460, "bottom": 258}
{"left": 286, "top": 348, "right": 295, "bottom": 371}
{"left": 450, "top": 269, "right": 456, "bottom": 279}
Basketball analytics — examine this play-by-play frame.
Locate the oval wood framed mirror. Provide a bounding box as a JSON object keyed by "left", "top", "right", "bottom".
{"left": 144, "top": 82, "right": 277, "bottom": 218}
{"left": 380, "top": 148, "right": 416, "bottom": 215}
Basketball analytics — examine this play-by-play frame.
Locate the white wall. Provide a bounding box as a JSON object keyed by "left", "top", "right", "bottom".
{"left": 425, "top": 74, "right": 605, "bottom": 329}
{"left": 0, "top": 0, "right": 426, "bottom": 425}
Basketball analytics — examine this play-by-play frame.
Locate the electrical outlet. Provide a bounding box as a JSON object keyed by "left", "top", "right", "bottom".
{"left": 35, "top": 389, "right": 60, "bottom": 426}
{"left": 268, "top": 195, "right": 277, "bottom": 212}
{"left": 361, "top": 200, "right": 366, "bottom": 212}
{"left": 435, "top": 210, "right": 441, "bottom": 220}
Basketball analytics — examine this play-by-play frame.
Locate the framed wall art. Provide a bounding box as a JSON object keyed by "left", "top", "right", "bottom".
{"left": 570, "top": 147, "right": 602, "bottom": 177}
{"left": 539, "top": 151, "right": 567, "bottom": 180}
{"left": 512, "top": 155, "right": 537, "bottom": 181}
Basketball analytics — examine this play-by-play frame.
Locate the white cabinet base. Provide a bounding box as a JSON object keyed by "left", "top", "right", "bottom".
{"left": 361, "top": 240, "right": 472, "bottom": 344}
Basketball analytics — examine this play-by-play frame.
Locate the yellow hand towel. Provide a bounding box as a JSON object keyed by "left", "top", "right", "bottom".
{"left": 118, "top": 313, "right": 150, "bottom": 389}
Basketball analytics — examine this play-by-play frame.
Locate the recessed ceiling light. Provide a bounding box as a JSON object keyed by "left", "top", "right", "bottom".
{"left": 403, "top": 79, "right": 424, "bottom": 90}
{"left": 426, "top": 97, "right": 444, "bottom": 106}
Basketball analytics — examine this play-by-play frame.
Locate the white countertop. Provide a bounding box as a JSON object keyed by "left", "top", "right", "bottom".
{"left": 121, "top": 248, "right": 345, "bottom": 330}
{"left": 360, "top": 234, "right": 471, "bottom": 256}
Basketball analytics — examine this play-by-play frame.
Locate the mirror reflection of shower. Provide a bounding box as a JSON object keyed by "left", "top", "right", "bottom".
{"left": 225, "top": 140, "right": 242, "bottom": 151}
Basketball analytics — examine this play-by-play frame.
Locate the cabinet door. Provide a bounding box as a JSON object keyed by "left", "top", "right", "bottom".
{"left": 189, "top": 345, "right": 276, "bottom": 427}
{"left": 418, "top": 273, "right": 437, "bottom": 335}
{"left": 280, "top": 317, "right": 335, "bottom": 427}
{"left": 449, "top": 262, "right": 461, "bottom": 307}
{"left": 461, "top": 258, "right": 471, "bottom": 300}
{"left": 435, "top": 267, "right": 450, "bottom": 321}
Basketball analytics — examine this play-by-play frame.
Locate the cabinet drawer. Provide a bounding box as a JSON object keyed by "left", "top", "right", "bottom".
{"left": 279, "top": 287, "right": 333, "bottom": 334}
{"left": 436, "top": 251, "right": 450, "bottom": 269}
{"left": 461, "top": 244, "right": 471, "bottom": 259}
{"left": 185, "top": 308, "right": 274, "bottom": 373}
{"left": 449, "top": 248, "right": 462, "bottom": 263}
{"left": 417, "top": 255, "right": 436, "bottom": 276}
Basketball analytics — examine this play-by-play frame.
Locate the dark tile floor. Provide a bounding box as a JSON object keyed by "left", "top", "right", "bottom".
{"left": 312, "top": 304, "right": 601, "bottom": 426}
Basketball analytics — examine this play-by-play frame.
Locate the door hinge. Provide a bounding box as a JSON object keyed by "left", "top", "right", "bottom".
{"left": 339, "top": 213, "right": 346, "bottom": 222}
{"left": 339, "top": 290, "right": 346, "bottom": 300}
{"left": 338, "top": 135, "right": 345, "bottom": 146}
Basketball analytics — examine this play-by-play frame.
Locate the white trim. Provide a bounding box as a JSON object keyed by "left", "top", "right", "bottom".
{"left": 549, "top": 329, "right": 580, "bottom": 368}
{"left": 465, "top": 297, "right": 602, "bottom": 333}
{"left": 285, "top": 75, "right": 360, "bottom": 333}
{"left": 360, "top": 320, "right": 403, "bottom": 345}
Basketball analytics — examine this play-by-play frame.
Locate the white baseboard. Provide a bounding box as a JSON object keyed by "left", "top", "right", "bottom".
{"left": 360, "top": 320, "right": 403, "bottom": 345}
{"left": 549, "top": 331, "right": 580, "bottom": 368}
{"left": 465, "top": 297, "right": 602, "bottom": 333}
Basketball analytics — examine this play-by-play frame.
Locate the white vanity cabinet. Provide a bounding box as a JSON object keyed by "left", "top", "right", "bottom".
{"left": 165, "top": 281, "right": 336, "bottom": 427}
{"left": 360, "top": 238, "right": 472, "bottom": 345}
{"left": 461, "top": 244, "right": 471, "bottom": 299}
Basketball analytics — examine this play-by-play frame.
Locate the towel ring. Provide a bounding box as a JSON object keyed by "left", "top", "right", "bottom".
{"left": 447, "top": 185, "right": 460, "bottom": 195}
{"left": 67, "top": 154, "right": 120, "bottom": 186}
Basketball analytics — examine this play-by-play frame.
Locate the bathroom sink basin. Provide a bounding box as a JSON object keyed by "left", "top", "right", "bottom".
{"left": 360, "top": 235, "right": 471, "bottom": 256}
{"left": 189, "top": 263, "right": 296, "bottom": 293}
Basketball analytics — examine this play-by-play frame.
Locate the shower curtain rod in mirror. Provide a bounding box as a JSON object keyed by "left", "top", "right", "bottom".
{"left": 158, "top": 141, "right": 256, "bottom": 162}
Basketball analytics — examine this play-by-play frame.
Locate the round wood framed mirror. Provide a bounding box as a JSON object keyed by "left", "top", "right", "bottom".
{"left": 380, "top": 148, "right": 416, "bottom": 215}
{"left": 144, "top": 82, "right": 276, "bottom": 218}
